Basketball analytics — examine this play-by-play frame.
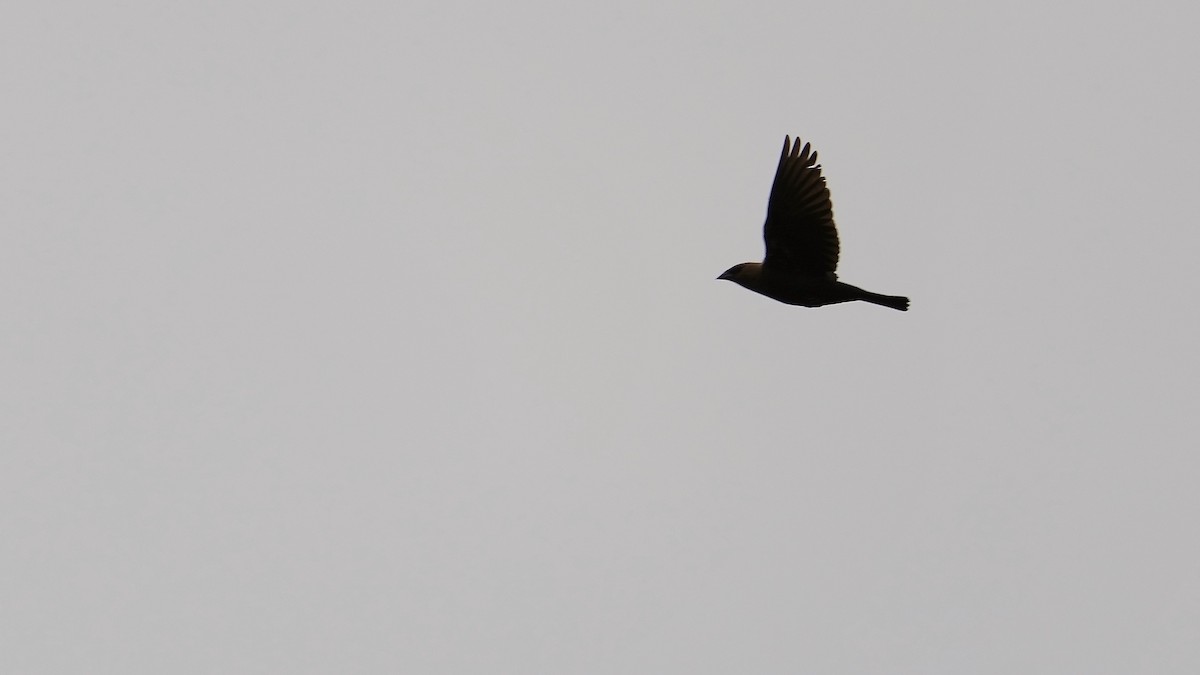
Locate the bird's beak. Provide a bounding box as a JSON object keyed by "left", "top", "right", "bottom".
{"left": 717, "top": 271, "right": 731, "bottom": 281}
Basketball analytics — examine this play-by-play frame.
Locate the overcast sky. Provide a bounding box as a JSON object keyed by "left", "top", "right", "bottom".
{"left": 3, "top": 1, "right": 1199, "bottom": 673}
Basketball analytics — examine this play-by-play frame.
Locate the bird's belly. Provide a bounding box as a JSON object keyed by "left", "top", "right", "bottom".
{"left": 762, "top": 276, "right": 852, "bottom": 307}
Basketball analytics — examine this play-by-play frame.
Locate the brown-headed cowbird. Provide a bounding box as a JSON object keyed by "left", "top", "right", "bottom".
{"left": 719, "top": 136, "right": 909, "bottom": 311}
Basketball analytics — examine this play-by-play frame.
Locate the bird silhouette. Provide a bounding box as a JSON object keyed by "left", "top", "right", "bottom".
{"left": 718, "top": 136, "right": 909, "bottom": 311}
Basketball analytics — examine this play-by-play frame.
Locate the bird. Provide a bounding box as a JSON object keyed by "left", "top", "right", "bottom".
{"left": 718, "top": 136, "right": 909, "bottom": 311}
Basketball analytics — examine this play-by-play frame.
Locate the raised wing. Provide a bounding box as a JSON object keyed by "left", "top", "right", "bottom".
{"left": 763, "top": 136, "right": 840, "bottom": 276}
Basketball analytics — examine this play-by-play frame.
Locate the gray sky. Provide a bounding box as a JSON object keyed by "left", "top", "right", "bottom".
{"left": 4, "top": 1, "right": 1199, "bottom": 672}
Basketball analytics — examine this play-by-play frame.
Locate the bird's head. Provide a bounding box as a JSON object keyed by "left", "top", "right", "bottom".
{"left": 717, "top": 262, "right": 762, "bottom": 286}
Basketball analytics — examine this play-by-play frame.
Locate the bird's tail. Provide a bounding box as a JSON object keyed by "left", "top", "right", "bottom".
{"left": 862, "top": 293, "right": 909, "bottom": 311}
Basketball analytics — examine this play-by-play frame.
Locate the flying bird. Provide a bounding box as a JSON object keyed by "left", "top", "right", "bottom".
{"left": 718, "top": 136, "right": 909, "bottom": 311}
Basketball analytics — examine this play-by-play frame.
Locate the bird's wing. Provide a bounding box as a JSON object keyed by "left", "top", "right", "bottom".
{"left": 762, "top": 136, "right": 840, "bottom": 276}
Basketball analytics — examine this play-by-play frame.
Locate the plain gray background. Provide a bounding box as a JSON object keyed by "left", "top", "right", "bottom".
{"left": 3, "top": 1, "right": 1198, "bottom": 672}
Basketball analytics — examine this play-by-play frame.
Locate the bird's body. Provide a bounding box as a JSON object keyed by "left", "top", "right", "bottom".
{"left": 719, "top": 136, "right": 908, "bottom": 311}
{"left": 722, "top": 262, "right": 909, "bottom": 311}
